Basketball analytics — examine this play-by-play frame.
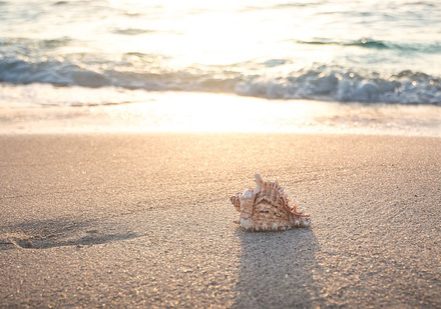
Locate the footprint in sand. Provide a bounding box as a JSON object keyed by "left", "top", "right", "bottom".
{"left": 0, "top": 219, "right": 140, "bottom": 250}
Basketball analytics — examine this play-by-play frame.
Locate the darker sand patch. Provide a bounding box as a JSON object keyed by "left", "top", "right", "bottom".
{"left": 0, "top": 218, "right": 141, "bottom": 250}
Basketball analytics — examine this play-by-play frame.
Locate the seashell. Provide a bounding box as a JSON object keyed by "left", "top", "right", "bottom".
{"left": 230, "top": 174, "right": 310, "bottom": 231}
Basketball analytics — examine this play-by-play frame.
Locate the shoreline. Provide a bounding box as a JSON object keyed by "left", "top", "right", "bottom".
{"left": 1, "top": 89, "right": 440, "bottom": 137}
{"left": 1, "top": 133, "right": 440, "bottom": 307}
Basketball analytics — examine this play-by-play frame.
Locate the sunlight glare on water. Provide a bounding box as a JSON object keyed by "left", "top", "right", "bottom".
{"left": 2, "top": 0, "right": 441, "bottom": 102}
{"left": 97, "top": 0, "right": 399, "bottom": 67}
{"left": 0, "top": 0, "right": 441, "bottom": 134}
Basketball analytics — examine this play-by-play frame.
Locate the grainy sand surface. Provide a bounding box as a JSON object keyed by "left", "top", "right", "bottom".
{"left": 1, "top": 134, "right": 440, "bottom": 308}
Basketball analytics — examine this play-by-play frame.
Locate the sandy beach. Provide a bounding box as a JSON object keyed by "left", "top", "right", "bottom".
{"left": 2, "top": 0, "right": 441, "bottom": 307}
{"left": 0, "top": 133, "right": 440, "bottom": 307}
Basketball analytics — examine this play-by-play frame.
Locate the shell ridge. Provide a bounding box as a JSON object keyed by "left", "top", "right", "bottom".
{"left": 231, "top": 174, "right": 310, "bottom": 231}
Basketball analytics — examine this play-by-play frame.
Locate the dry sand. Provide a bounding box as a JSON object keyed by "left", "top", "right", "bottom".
{"left": 0, "top": 133, "right": 440, "bottom": 308}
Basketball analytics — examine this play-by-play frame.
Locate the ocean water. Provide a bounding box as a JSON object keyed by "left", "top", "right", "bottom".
{"left": 1, "top": 0, "right": 441, "bottom": 134}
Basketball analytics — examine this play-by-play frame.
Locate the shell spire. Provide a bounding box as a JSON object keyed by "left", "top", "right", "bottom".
{"left": 254, "top": 173, "right": 263, "bottom": 192}
{"left": 230, "top": 174, "right": 310, "bottom": 231}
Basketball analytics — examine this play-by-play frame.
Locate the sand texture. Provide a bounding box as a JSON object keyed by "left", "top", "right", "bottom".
{"left": 1, "top": 134, "right": 440, "bottom": 308}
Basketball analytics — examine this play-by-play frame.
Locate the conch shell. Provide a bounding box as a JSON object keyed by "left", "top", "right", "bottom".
{"left": 230, "top": 174, "right": 310, "bottom": 231}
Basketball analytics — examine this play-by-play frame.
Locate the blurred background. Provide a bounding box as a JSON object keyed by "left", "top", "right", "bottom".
{"left": 1, "top": 0, "right": 440, "bottom": 134}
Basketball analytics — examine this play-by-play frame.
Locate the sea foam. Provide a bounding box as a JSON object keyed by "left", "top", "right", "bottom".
{"left": 1, "top": 56, "right": 440, "bottom": 104}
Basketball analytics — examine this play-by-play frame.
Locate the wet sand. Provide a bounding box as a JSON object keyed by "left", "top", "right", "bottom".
{"left": 1, "top": 133, "right": 440, "bottom": 307}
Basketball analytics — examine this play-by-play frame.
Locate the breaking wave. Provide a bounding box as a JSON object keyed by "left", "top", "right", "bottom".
{"left": 1, "top": 56, "right": 441, "bottom": 104}
{"left": 296, "top": 38, "right": 441, "bottom": 53}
